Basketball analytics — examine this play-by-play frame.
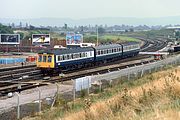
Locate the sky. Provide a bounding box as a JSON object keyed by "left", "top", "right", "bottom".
{"left": 0, "top": 0, "right": 180, "bottom": 19}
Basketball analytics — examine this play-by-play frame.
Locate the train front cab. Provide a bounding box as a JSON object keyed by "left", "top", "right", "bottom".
{"left": 36, "top": 53, "right": 55, "bottom": 73}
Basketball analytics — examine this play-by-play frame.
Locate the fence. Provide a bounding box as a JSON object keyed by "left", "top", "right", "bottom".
{"left": 0, "top": 58, "right": 26, "bottom": 64}
{"left": 72, "top": 53, "right": 180, "bottom": 99}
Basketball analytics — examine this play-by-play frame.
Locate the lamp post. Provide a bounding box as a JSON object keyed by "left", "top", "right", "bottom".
{"left": 96, "top": 26, "right": 99, "bottom": 46}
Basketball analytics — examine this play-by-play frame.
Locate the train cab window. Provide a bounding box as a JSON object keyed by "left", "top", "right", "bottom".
{"left": 43, "top": 56, "right": 47, "bottom": 62}
{"left": 48, "top": 56, "right": 52, "bottom": 62}
{"left": 38, "top": 55, "right": 42, "bottom": 62}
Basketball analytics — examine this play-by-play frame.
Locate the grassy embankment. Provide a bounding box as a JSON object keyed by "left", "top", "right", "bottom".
{"left": 25, "top": 65, "right": 180, "bottom": 120}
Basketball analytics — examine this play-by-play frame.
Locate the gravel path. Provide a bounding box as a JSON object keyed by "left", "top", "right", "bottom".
{"left": 0, "top": 83, "right": 73, "bottom": 114}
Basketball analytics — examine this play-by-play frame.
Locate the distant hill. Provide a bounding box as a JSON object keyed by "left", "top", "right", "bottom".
{"left": 0, "top": 16, "right": 180, "bottom": 27}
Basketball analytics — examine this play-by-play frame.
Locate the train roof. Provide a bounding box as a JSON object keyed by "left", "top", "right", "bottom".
{"left": 95, "top": 42, "right": 140, "bottom": 50}
{"left": 38, "top": 47, "right": 94, "bottom": 55}
{"left": 121, "top": 41, "right": 140, "bottom": 46}
{"left": 95, "top": 44, "right": 122, "bottom": 50}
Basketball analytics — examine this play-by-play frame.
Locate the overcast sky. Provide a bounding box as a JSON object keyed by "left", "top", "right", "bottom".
{"left": 0, "top": 0, "right": 180, "bottom": 19}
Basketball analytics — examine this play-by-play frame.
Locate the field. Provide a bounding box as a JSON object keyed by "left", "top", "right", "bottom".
{"left": 84, "top": 34, "right": 140, "bottom": 43}
{"left": 25, "top": 66, "right": 180, "bottom": 120}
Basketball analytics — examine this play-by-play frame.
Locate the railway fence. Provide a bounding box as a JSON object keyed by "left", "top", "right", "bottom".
{"left": 72, "top": 53, "right": 180, "bottom": 99}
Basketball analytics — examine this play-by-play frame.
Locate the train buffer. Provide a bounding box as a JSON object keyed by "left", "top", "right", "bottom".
{"left": 139, "top": 52, "right": 169, "bottom": 60}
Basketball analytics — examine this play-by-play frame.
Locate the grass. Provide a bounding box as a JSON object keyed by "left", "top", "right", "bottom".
{"left": 25, "top": 66, "right": 180, "bottom": 120}
{"left": 84, "top": 34, "right": 140, "bottom": 43}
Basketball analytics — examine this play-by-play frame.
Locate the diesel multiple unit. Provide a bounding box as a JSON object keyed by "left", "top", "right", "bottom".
{"left": 36, "top": 42, "right": 140, "bottom": 72}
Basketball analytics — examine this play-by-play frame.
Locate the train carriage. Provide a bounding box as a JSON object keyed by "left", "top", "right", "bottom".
{"left": 37, "top": 47, "right": 95, "bottom": 72}
{"left": 121, "top": 42, "right": 140, "bottom": 58}
{"left": 94, "top": 44, "right": 123, "bottom": 62}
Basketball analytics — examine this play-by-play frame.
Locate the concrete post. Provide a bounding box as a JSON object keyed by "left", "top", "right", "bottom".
{"left": 15, "top": 92, "right": 20, "bottom": 120}
{"left": 37, "top": 87, "right": 41, "bottom": 113}
{"left": 87, "top": 78, "right": 90, "bottom": 95}
{"left": 55, "top": 83, "right": 59, "bottom": 100}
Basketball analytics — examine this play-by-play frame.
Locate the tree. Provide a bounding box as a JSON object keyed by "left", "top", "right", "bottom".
{"left": 0, "top": 24, "right": 14, "bottom": 34}
{"left": 98, "top": 27, "right": 105, "bottom": 34}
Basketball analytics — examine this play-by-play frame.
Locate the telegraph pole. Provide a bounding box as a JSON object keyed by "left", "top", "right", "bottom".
{"left": 96, "top": 26, "right": 98, "bottom": 46}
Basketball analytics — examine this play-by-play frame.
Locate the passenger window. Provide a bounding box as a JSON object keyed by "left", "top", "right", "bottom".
{"left": 98, "top": 50, "right": 101, "bottom": 55}
{"left": 101, "top": 50, "right": 103, "bottom": 54}
{"left": 107, "top": 49, "right": 109, "bottom": 54}
{"left": 43, "top": 56, "right": 47, "bottom": 62}
{"left": 85, "top": 53, "right": 88, "bottom": 57}
{"left": 38, "top": 55, "right": 42, "bottom": 62}
{"left": 67, "top": 54, "right": 71, "bottom": 59}
{"left": 48, "top": 56, "right": 52, "bottom": 62}
{"left": 64, "top": 55, "right": 67, "bottom": 60}
{"left": 108, "top": 49, "right": 111, "bottom": 53}
{"left": 90, "top": 51, "right": 92, "bottom": 56}
{"left": 112, "top": 49, "right": 114, "bottom": 53}
{"left": 104, "top": 50, "right": 107, "bottom": 54}
{"left": 119, "top": 48, "right": 121, "bottom": 51}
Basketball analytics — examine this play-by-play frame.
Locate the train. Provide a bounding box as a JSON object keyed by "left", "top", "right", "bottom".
{"left": 36, "top": 42, "right": 141, "bottom": 73}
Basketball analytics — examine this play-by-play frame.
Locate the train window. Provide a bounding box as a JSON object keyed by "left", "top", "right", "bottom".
{"left": 104, "top": 50, "right": 107, "bottom": 54}
{"left": 108, "top": 49, "right": 111, "bottom": 53}
{"left": 67, "top": 54, "right": 71, "bottom": 59}
{"left": 43, "top": 55, "right": 47, "bottom": 62}
{"left": 85, "top": 53, "right": 88, "bottom": 57}
{"left": 98, "top": 50, "right": 101, "bottom": 55}
{"left": 124, "top": 46, "right": 127, "bottom": 50}
{"left": 58, "top": 56, "right": 62, "bottom": 61}
{"left": 48, "top": 56, "right": 52, "bottom": 62}
{"left": 114, "top": 48, "right": 117, "bottom": 52}
{"left": 82, "top": 53, "right": 85, "bottom": 57}
{"left": 106, "top": 49, "right": 109, "bottom": 54}
{"left": 112, "top": 49, "right": 114, "bottom": 53}
{"left": 90, "top": 51, "right": 92, "bottom": 56}
{"left": 101, "top": 50, "right": 103, "bottom": 55}
{"left": 116, "top": 48, "right": 119, "bottom": 52}
{"left": 64, "top": 55, "right": 68, "bottom": 60}
{"left": 38, "top": 55, "right": 42, "bottom": 62}
{"left": 73, "top": 53, "right": 79, "bottom": 59}
{"left": 119, "top": 48, "right": 121, "bottom": 51}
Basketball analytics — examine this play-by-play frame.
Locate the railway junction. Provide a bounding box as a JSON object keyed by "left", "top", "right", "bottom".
{"left": 0, "top": 36, "right": 179, "bottom": 119}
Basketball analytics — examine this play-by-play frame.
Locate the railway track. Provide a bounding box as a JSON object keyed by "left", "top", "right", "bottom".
{"left": 0, "top": 37, "right": 168, "bottom": 96}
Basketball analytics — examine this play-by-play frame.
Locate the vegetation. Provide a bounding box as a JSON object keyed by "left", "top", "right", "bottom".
{"left": 0, "top": 24, "right": 14, "bottom": 34}
{"left": 84, "top": 34, "right": 140, "bottom": 43}
{"left": 126, "top": 29, "right": 174, "bottom": 39}
{"left": 25, "top": 66, "right": 180, "bottom": 120}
